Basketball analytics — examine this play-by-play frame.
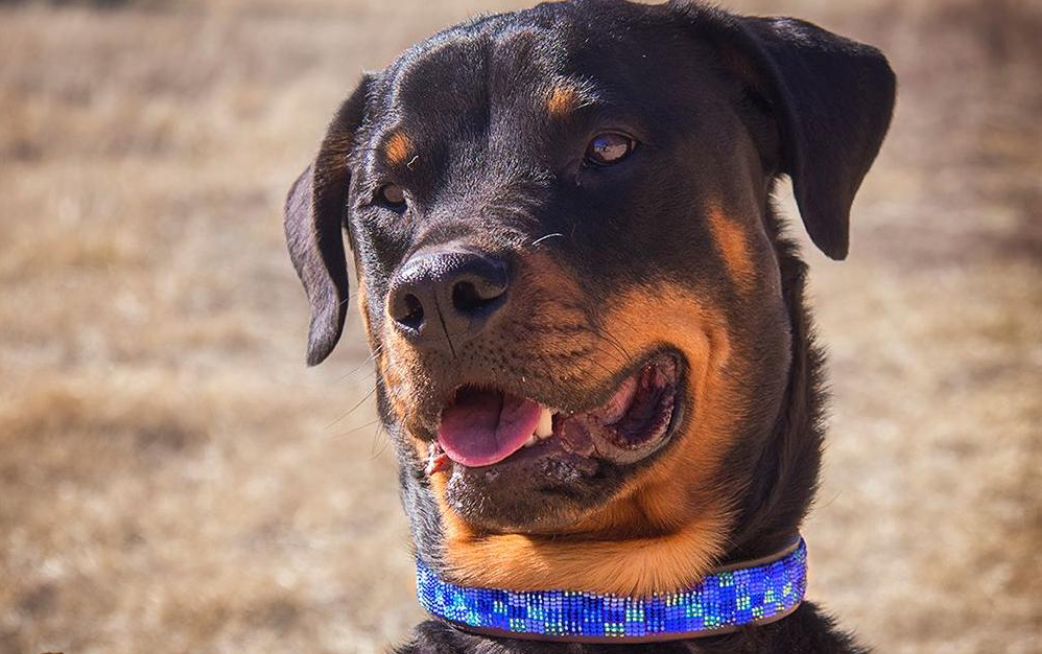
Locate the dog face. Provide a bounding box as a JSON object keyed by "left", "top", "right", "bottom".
{"left": 285, "top": 0, "right": 894, "bottom": 593}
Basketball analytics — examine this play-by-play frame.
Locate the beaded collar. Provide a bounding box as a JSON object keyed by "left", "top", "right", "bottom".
{"left": 416, "top": 537, "right": 807, "bottom": 643}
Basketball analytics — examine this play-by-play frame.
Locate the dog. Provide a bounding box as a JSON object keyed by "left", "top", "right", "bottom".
{"left": 283, "top": 0, "right": 895, "bottom": 651}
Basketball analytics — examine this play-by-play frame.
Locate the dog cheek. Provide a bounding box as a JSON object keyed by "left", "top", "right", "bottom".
{"left": 593, "top": 284, "right": 744, "bottom": 528}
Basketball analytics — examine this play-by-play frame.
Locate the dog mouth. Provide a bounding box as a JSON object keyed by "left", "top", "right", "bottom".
{"left": 427, "top": 353, "right": 681, "bottom": 473}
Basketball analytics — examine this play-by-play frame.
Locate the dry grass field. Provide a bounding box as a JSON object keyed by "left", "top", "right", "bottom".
{"left": 0, "top": 0, "right": 1039, "bottom": 653}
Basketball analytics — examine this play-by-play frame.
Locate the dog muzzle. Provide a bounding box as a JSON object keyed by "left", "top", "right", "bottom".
{"left": 415, "top": 537, "right": 807, "bottom": 643}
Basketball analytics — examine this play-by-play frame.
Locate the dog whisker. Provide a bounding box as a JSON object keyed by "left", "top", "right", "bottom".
{"left": 594, "top": 328, "right": 632, "bottom": 365}
{"left": 370, "top": 423, "right": 392, "bottom": 458}
{"left": 331, "top": 416, "right": 382, "bottom": 440}
{"left": 325, "top": 384, "right": 379, "bottom": 430}
{"left": 334, "top": 345, "right": 383, "bottom": 383}
{"left": 530, "top": 232, "right": 564, "bottom": 247}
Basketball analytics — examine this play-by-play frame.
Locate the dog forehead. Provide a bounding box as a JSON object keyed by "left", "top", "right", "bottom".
{"left": 383, "top": 21, "right": 570, "bottom": 125}
{"left": 373, "top": 1, "right": 685, "bottom": 128}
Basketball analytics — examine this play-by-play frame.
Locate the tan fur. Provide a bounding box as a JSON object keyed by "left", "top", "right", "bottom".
{"left": 377, "top": 338, "right": 415, "bottom": 434}
{"left": 546, "top": 85, "right": 579, "bottom": 118}
{"left": 355, "top": 274, "right": 378, "bottom": 349}
{"left": 384, "top": 132, "right": 413, "bottom": 166}
{"left": 707, "top": 207, "right": 756, "bottom": 292}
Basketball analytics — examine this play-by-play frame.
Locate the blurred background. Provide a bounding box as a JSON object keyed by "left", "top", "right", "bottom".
{"left": 0, "top": 0, "right": 1039, "bottom": 652}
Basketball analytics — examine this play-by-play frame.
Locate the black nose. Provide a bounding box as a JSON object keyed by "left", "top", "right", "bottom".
{"left": 388, "top": 250, "right": 510, "bottom": 352}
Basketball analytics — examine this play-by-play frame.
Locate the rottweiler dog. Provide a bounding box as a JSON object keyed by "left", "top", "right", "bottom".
{"left": 283, "top": 0, "right": 895, "bottom": 651}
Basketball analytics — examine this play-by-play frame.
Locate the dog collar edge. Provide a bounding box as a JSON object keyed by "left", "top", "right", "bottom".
{"left": 415, "top": 537, "right": 807, "bottom": 643}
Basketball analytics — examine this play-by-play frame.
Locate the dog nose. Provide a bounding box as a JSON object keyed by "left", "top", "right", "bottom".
{"left": 388, "top": 250, "right": 509, "bottom": 351}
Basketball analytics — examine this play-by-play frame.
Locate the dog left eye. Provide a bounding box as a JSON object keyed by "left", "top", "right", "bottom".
{"left": 584, "top": 133, "right": 636, "bottom": 167}
{"left": 377, "top": 184, "right": 407, "bottom": 209}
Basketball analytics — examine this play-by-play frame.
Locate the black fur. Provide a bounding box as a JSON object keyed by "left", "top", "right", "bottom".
{"left": 282, "top": 1, "right": 895, "bottom": 651}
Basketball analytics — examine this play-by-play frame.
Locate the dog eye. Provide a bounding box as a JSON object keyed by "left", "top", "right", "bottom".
{"left": 377, "top": 184, "right": 407, "bottom": 209}
{"left": 584, "top": 133, "right": 636, "bottom": 166}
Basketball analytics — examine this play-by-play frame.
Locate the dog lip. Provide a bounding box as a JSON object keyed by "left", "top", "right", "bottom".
{"left": 428, "top": 351, "right": 683, "bottom": 471}
{"left": 560, "top": 351, "right": 681, "bottom": 464}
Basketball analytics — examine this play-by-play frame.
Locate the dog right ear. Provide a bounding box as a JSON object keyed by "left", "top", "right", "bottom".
{"left": 284, "top": 76, "right": 372, "bottom": 366}
{"left": 670, "top": 1, "right": 895, "bottom": 260}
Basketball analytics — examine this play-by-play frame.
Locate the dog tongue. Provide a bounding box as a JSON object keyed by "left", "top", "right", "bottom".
{"left": 438, "top": 390, "right": 542, "bottom": 467}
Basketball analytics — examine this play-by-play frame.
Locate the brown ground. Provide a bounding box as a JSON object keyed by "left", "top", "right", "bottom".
{"left": 1, "top": 0, "right": 1039, "bottom": 653}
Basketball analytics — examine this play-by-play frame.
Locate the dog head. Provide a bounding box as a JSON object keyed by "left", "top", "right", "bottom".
{"left": 284, "top": 0, "right": 894, "bottom": 595}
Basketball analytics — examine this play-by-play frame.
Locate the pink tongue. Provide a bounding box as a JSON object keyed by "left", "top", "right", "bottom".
{"left": 438, "top": 390, "right": 542, "bottom": 467}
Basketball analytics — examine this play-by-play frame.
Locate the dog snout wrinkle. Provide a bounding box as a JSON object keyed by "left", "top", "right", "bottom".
{"left": 388, "top": 250, "right": 510, "bottom": 355}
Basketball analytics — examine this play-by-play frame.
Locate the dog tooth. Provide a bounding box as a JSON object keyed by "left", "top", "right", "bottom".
{"left": 537, "top": 406, "right": 554, "bottom": 437}
{"left": 535, "top": 406, "right": 554, "bottom": 438}
{"left": 523, "top": 433, "right": 538, "bottom": 448}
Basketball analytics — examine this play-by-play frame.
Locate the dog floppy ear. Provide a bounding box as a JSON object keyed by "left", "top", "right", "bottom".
{"left": 675, "top": 3, "right": 896, "bottom": 259}
{"left": 284, "top": 76, "right": 371, "bottom": 365}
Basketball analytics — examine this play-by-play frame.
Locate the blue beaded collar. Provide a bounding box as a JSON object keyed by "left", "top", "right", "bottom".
{"left": 416, "top": 538, "right": 807, "bottom": 643}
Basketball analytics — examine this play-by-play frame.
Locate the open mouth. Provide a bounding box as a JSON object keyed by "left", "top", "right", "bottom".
{"left": 428, "top": 353, "right": 681, "bottom": 473}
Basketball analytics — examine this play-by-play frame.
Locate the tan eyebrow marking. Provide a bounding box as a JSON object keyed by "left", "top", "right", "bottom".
{"left": 547, "top": 85, "right": 579, "bottom": 118}
{"left": 385, "top": 132, "right": 413, "bottom": 166}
